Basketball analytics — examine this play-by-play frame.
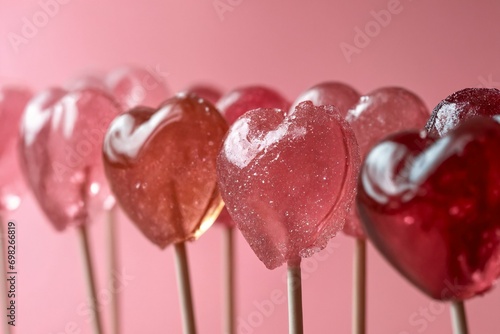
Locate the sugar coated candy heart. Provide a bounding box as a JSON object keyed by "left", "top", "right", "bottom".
{"left": 217, "top": 101, "right": 359, "bottom": 269}
{"left": 183, "top": 84, "right": 222, "bottom": 104}
{"left": 344, "top": 87, "right": 429, "bottom": 238}
{"left": 216, "top": 86, "right": 290, "bottom": 228}
{"left": 106, "top": 66, "right": 170, "bottom": 110}
{"left": 0, "top": 87, "right": 32, "bottom": 211}
{"left": 103, "top": 94, "right": 228, "bottom": 248}
{"left": 426, "top": 88, "right": 500, "bottom": 137}
{"left": 357, "top": 117, "right": 500, "bottom": 300}
{"left": 291, "top": 82, "right": 360, "bottom": 117}
{"left": 19, "top": 87, "right": 121, "bottom": 230}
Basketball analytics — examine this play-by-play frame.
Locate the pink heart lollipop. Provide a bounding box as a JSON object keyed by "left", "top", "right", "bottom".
{"left": 344, "top": 87, "right": 429, "bottom": 237}
{"left": 19, "top": 87, "right": 121, "bottom": 230}
{"left": 216, "top": 85, "right": 290, "bottom": 228}
{"left": 214, "top": 85, "right": 290, "bottom": 333}
{"left": 291, "top": 82, "right": 360, "bottom": 117}
{"left": 0, "top": 87, "right": 32, "bottom": 211}
{"left": 183, "top": 84, "right": 223, "bottom": 104}
{"left": 106, "top": 66, "right": 170, "bottom": 110}
{"left": 217, "top": 101, "right": 359, "bottom": 269}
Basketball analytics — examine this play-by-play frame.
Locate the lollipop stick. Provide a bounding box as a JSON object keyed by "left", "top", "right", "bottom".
{"left": 107, "top": 207, "right": 120, "bottom": 334}
{"left": 174, "top": 242, "right": 197, "bottom": 334}
{"left": 223, "top": 226, "right": 235, "bottom": 334}
{"left": 78, "top": 224, "right": 104, "bottom": 334}
{"left": 287, "top": 258, "right": 303, "bottom": 334}
{"left": 353, "top": 238, "right": 366, "bottom": 334}
{"left": 0, "top": 216, "right": 11, "bottom": 334}
{"left": 450, "top": 301, "right": 469, "bottom": 334}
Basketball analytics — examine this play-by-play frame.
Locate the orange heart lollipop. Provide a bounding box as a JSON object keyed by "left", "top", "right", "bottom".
{"left": 103, "top": 93, "right": 227, "bottom": 333}
{"left": 103, "top": 93, "right": 228, "bottom": 247}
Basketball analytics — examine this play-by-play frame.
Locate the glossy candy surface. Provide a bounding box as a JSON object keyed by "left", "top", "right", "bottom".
{"left": 217, "top": 101, "right": 359, "bottom": 269}
{"left": 357, "top": 117, "right": 500, "bottom": 300}
{"left": 344, "top": 87, "right": 429, "bottom": 237}
{"left": 20, "top": 87, "right": 121, "bottom": 230}
{"left": 103, "top": 94, "right": 228, "bottom": 248}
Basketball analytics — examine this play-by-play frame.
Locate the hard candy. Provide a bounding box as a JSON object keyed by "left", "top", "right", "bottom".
{"left": 103, "top": 94, "right": 228, "bottom": 248}
{"left": 19, "top": 87, "right": 121, "bottom": 230}
{"left": 217, "top": 101, "right": 359, "bottom": 269}
{"left": 357, "top": 117, "right": 500, "bottom": 300}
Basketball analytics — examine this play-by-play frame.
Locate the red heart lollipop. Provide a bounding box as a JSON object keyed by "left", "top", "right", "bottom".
{"left": 344, "top": 87, "right": 429, "bottom": 237}
{"left": 102, "top": 94, "right": 228, "bottom": 248}
{"left": 215, "top": 86, "right": 290, "bottom": 228}
{"left": 357, "top": 117, "right": 500, "bottom": 300}
{"left": 291, "top": 82, "right": 360, "bottom": 117}
{"left": 106, "top": 66, "right": 170, "bottom": 109}
{"left": 426, "top": 88, "right": 500, "bottom": 137}
{"left": 217, "top": 101, "right": 359, "bottom": 269}
{"left": 19, "top": 87, "right": 121, "bottom": 230}
{"left": 0, "top": 87, "right": 32, "bottom": 211}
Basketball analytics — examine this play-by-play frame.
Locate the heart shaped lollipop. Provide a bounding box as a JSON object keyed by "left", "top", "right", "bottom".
{"left": 217, "top": 101, "right": 359, "bottom": 269}
{"left": 344, "top": 87, "right": 429, "bottom": 237}
{"left": 426, "top": 88, "right": 500, "bottom": 137}
{"left": 214, "top": 85, "right": 290, "bottom": 333}
{"left": 19, "top": 87, "right": 121, "bottom": 230}
{"left": 0, "top": 87, "right": 32, "bottom": 211}
{"left": 102, "top": 93, "right": 228, "bottom": 248}
{"left": 357, "top": 117, "right": 500, "bottom": 300}
{"left": 291, "top": 81, "right": 360, "bottom": 116}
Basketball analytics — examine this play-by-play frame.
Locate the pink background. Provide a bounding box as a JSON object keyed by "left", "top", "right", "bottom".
{"left": 2, "top": 0, "right": 500, "bottom": 333}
